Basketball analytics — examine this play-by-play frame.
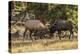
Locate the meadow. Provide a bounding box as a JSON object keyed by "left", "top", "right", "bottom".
{"left": 9, "top": 35, "right": 78, "bottom": 53}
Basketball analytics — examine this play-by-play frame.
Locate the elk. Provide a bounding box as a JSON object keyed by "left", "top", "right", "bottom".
{"left": 49, "top": 19, "right": 74, "bottom": 40}
{"left": 23, "top": 20, "right": 49, "bottom": 40}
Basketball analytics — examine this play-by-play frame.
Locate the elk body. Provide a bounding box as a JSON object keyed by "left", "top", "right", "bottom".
{"left": 49, "top": 19, "right": 74, "bottom": 40}
{"left": 23, "top": 20, "right": 48, "bottom": 40}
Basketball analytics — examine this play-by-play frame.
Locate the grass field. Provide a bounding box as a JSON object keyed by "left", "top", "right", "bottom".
{"left": 9, "top": 36, "right": 78, "bottom": 53}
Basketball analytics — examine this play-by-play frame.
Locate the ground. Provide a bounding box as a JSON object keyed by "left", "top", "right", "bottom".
{"left": 9, "top": 35, "right": 78, "bottom": 53}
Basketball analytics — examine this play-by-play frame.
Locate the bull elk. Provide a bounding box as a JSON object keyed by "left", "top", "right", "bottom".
{"left": 23, "top": 20, "right": 48, "bottom": 40}
{"left": 49, "top": 19, "right": 74, "bottom": 40}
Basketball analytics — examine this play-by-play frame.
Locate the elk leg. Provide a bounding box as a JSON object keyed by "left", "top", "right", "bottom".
{"left": 69, "top": 30, "right": 73, "bottom": 39}
{"left": 58, "top": 31, "right": 61, "bottom": 40}
{"left": 30, "top": 30, "right": 33, "bottom": 41}
{"left": 33, "top": 30, "right": 38, "bottom": 40}
{"left": 39, "top": 31, "right": 44, "bottom": 39}
{"left": 23, "top": 28, "right": 27, "bottom": 40}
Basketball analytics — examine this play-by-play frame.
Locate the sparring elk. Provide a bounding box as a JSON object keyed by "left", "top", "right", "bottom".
{"left": 49, "top": 19, "right": 74, "bottom": 40}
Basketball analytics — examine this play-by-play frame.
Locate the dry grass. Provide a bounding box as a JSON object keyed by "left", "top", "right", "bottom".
{"left": 9, "top": 37, "right": 78, "bottom": 53}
